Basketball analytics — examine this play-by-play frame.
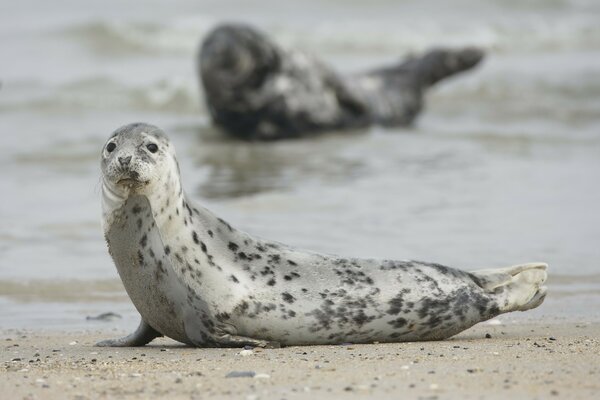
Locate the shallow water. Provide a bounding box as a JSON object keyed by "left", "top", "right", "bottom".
{"left": 1, "top": 0, "right": 599, "bottom": 330}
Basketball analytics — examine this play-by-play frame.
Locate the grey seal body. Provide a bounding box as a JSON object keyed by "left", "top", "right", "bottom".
{"left": 199, "top": 23, "right": 484, "bottom": 140}
{"left": 98, "top": 123, "right": 547, "bottom": 347}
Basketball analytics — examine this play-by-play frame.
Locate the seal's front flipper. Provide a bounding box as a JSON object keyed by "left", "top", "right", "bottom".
{"left": 96, "top": 319, "right": 161, "bottom": 347}
{"left": 210, "top": 334, "right": 280, "bottom": 349}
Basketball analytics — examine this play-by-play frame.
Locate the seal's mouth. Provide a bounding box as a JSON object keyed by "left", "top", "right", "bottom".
{"left": 116, "top": 172, "right": 147, "bottom": 189}
{"left": 116, "top": 178, "right": 141, "bottom": 188}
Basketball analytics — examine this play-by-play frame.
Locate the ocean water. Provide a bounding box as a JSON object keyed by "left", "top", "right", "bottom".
{"left": 1, "top": 0, "right": 599, "bottom": 331}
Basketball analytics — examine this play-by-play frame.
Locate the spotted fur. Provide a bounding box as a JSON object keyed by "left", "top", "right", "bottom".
{"left": 98, "top": 123, "right": 548, "bottom": 348}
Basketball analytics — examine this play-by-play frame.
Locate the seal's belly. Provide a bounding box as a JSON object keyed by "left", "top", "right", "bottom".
{"left": 106, "top": 196, "right": 192, "bottom": 344}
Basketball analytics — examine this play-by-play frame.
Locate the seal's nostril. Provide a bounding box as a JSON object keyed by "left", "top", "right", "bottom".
{"left": 118, "top": 155, "right": 132, "bottom": 166}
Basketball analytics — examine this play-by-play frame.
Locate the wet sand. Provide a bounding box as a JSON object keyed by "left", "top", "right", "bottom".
{"left": 2, "top": 321, "right": 598, "bottom": 399}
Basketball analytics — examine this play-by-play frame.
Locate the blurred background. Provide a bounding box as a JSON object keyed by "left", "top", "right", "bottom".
{"left": 1, "top": 0, "right": 599, "bottom": 331}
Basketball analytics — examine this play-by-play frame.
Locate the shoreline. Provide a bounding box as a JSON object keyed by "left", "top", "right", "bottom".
{"left": 2, "top": 322, "right": 599, "bottom": 399}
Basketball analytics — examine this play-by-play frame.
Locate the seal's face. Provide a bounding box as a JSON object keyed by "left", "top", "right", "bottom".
{"left": 101, "top": 123, "right": 174, "bottom": 196}
{"left": 200, "top": 24, "right": 280, "bottom": 93}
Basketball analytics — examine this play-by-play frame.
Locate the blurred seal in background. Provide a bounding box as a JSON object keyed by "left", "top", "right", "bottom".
{"left": 198, "top": 23, "right": 484, "bottom": 140}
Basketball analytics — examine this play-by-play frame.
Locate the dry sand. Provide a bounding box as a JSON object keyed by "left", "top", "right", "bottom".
{"left": 2, "top": 322, "right": 599, "bottom": 400}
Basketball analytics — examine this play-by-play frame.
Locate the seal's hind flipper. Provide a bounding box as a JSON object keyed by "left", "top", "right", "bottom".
{"left": 404, "top": 47, "right": 485, "bottom": 88}
{"left": 470, "top": 263, "right": 546, "bottom": 290}
{"left": 471, "top": 263, "right": 548, "bottom": 313}
{"left": 96, "top": 319, "right": 161, "bottom": 347}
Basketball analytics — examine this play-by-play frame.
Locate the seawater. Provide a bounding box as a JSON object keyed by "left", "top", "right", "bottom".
{"left": 1, "top": 0, "right": 599, "bottom": 329}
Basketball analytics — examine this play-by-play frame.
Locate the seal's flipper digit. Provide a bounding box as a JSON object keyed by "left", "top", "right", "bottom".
{"left": 96, "top": 319, "right": 161, "bottom": 347}
{"left": 210, "top": 334, "right": 280, "bottom": 349}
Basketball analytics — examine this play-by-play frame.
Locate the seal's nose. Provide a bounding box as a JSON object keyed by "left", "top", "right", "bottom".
{"left": 118, "top": 155, "right": 132, "bottom": 167}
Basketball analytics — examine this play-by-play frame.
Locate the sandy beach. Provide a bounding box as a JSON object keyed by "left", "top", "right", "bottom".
{"left": 2, "top": 321, "right": 598, "bottom": 400}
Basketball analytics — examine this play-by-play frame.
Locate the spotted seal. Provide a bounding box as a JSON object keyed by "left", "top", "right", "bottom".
{"left": 97, "top": 123, "right": 547, "bottom": 347}
{"left": 199, "top": 23, "right": 484, "bottom": 140}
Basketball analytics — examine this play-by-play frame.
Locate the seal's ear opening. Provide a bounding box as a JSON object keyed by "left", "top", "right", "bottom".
{"left": 199, "top": 23, "right": 281, "bottom": 92}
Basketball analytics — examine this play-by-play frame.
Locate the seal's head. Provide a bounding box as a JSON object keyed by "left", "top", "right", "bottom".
{"left": 199, "top": 23, "right": 281, "bottom": 94}
{"left": 101, "top": 123, "right": 176, "bottom": 197}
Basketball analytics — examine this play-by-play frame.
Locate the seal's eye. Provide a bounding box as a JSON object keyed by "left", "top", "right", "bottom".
{"left": 106, "top": 142, "right": 116, "bottom": 153}
{"left": 146, "top": 143, "right": 158, "bottom": 153}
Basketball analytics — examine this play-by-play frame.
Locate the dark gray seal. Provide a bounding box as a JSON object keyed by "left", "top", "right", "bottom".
{"left": 97, "top": 123, "right": 547, "bottom": 348}
{"left": 198, "top": 23, "right": 484, "bottom": 140}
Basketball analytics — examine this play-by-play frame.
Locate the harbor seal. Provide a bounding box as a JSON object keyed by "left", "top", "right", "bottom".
{"left": 199, "top": 23, "right": 484, "bottom": 140}
{"left": 98, "top": 123, "right": 547, "bottom": 347}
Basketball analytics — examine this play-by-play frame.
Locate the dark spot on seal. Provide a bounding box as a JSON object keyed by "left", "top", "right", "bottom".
{"left": 267, "top": 278, "right": 276, "bottom": 286}
{"left": 164, "top": 246, "right": 171, "bottom": 255}
{"left": 200, "top": 241, "right": 207, "bottom": 253}
{"left": 207, "top": 230, "right": 214, "bottom": 237}
{"left": 287, "top": 260, "right": 297, "bottom": 266}
{"left": 268, "top": 254, "right": 281, "bottom": 264}
{"left": 137, "top": 250, "right": 144, "bottom": 266}
{"left": 228, "top": 242, "right": 239, "bottom": 252}
{"left": 185, "top": 262, "right": 194, "bottom": 273}
{"left": 387, "top": 289, "right": 411, "bottom": 315}
{"left": 218, "top": 218, "right": 233, "bottom": 232}
{"left": 352, "top": 310, "right": 374, "bottom": 327}
{"left": 157, "top": 260, "right": 165, "bottom": 273}
{"left": 284, "top": 272, "right": 301, "bottom": 281}
{"left": 136, "top": 218, "right": 142, "bottom": 230}
{"left": 139, "top": 234, "right": 147, "bottom": 248}
{"left": 282, "top": 292, "right": 295, "bottom": 304}
{"left": 132, "top": 205, "right": 142, "bottom": 214}
{"left": 230, "top": 275, "right": 239, "bottom": 283}
{"left": 192, "top": 231, "right": 199, "bottom": 244}
{"left": 216, "top": 312, "right": 230, "bottom": 321}
{"left": 388, "top": 317, "right": 408, "bottom": 328}
{"left": 234, "top": 300, "right": 249, "bottom": 316}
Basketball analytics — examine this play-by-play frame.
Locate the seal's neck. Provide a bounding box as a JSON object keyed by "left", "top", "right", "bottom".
{"left": 101, "top": 156, "right": 184, "bottom": 236}
{"left": 101, "top": 178, "right": 129, "bottom": 234}
{"left": 102, "top": 153, "right": 243, "bottom": 251}
{"left": 144, "top": 168, "right": 186, "bottom": 238}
